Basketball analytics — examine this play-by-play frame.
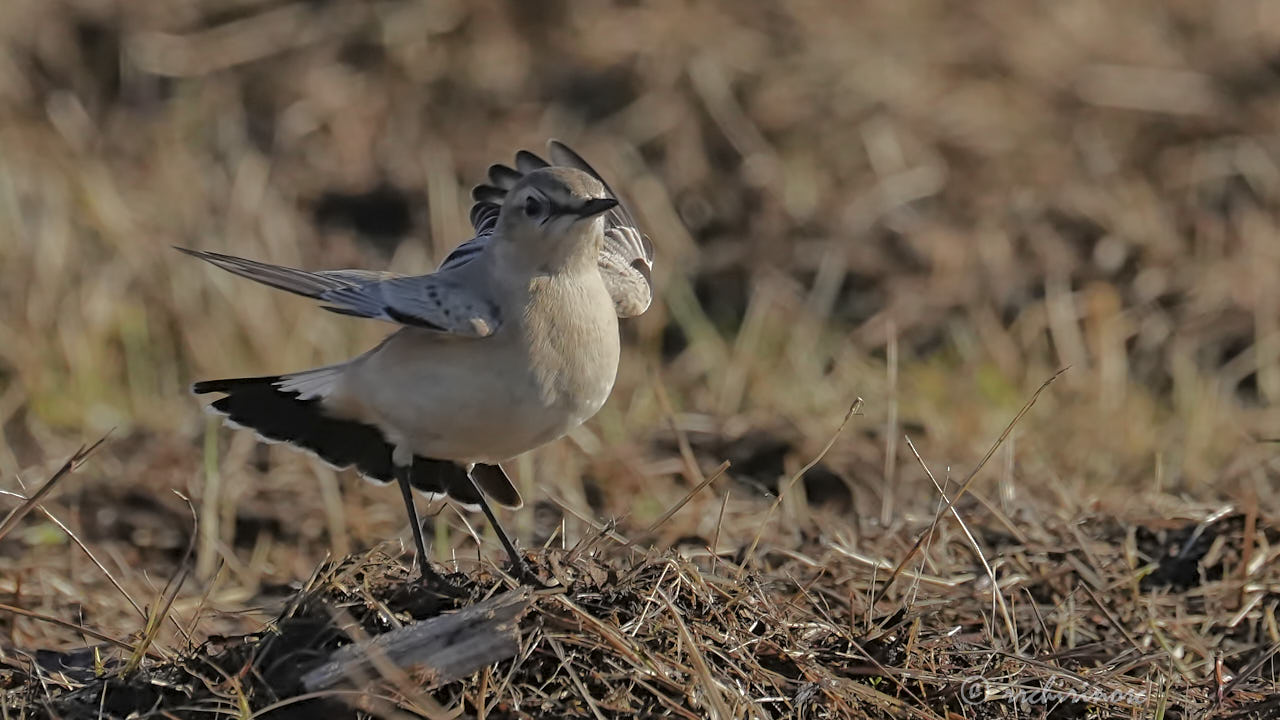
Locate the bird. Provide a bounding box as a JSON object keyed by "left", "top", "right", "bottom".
{"left": 183, "top": 140, "right": 654, "bottom": 586}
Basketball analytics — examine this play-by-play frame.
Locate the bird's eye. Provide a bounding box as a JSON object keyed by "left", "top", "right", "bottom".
{"left": 524, "top": 196, "right": 543, "bottom": 218}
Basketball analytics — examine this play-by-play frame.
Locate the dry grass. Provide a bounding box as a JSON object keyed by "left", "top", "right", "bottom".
{"left": 2, "top": 0, "right": 1280, "bottom": 717}
{"left": 7, "top": 479, "right": 1279, "bottom": 718}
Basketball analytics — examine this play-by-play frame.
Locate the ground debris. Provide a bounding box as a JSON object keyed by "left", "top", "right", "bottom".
{"left": 3, "top": 508, "right": 1278, "bottom": 718}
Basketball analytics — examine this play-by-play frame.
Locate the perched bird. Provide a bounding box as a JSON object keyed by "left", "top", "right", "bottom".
{"left": 184, "top": 141, "right": 653, "bottom": 585}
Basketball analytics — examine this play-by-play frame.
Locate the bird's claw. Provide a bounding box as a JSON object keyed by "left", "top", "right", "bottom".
{"left": 416, "top": 562, "right": 471, "bottom": 598}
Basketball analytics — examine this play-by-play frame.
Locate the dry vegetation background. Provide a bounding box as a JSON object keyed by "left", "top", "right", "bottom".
{"left": 2, "top": 0, "right": 1280, "bottom": 717}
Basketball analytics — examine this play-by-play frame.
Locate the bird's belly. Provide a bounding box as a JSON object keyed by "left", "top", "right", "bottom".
{"left": 402, "top": 372, "right": 613, "bottom": 461}
{"left": 423, "top": 388, "right": 603, "bottom": 461}
{"left": 345, "top": 330, "right": 617, "bottom": 463}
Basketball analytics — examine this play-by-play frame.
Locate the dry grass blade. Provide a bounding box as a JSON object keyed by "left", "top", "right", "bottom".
{"left": 645, "top": 460, "right": 731, "bottom": 535}
{"left": 1079, "top": 582, "right": 1141, "bottom": 654}
{"left": 539, "top": 487, "right": 637, "bottom": 550}
{"left": 740, "top": 399, "right": 862, "bottom": 575}
{"left": 550, "top": 595, "right": 652, "bottom": 675}
{"left": 658, "top": 589, "right": 734, "bottom": 719}
{"left": 711, "top": 489, "right": 730, "bottom": 572}
{"left": 122, "top": 563, "right": 190, "bottom": 674}
{"left": 873, "top": 369, "right": 1066, "bottom": 604}
{"left": 0, "top": 434, "right": 109, "bottom": 543}
{"left": 653, "top": 374, "right": 709, "bottom": 487}
{"left": 0, "top": 602, "right": 140, "bottom": 655}
{"left": 122, "top": 492, "right": 201, "bottom": 674}
{"left": 903, "top": 436, "right": 1016, "bottom": 645}
{"left": 881, "top": 320, "right": 899, "bottom": 527}
{"left": 0, "top": 489, "right": 146, "bottom": 622}
{"left": 547, "top": 637, "right": 608, "bottom": 720}
{"left": 1214, "top": 639, "right": 1280, "bottom": 705}
{"left": 248, "top": 690, "right": 431, "bottom": 720}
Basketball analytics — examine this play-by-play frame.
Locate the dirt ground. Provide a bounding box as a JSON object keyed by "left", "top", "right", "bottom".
{"left": 1, "top": 0, "right": 1279, "bottom": 717}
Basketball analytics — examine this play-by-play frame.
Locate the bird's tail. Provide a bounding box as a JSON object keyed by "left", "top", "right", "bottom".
{"left": 193, "top": 367, "right": 398, "bottom": 482}
{"left": 193, "top": 368, "right": 523, "bottom": 508}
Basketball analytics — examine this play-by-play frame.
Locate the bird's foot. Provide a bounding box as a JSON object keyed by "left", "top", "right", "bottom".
{"left": 505, "top": 555, "right": 557, "bottom": 590}
{"left": 415, "top": 561, "right": 471, "bottom": 598}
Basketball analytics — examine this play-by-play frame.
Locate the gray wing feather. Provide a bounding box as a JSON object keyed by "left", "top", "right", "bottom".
{"left": 599, "top": 226, "right": 654, "bottom": 317}
{"left": 444, "top": 141, "right": 655, "bottom": 317}
{"left": 320, "top": 276, "right": 499, "bottom": 337}
{"left": 176, "top": 247, "right": 397, "bottom": 297}
{"left": 438, "top": 236, "right": 489, "bottom": 272}
{"left": 179, "top": 247, "right": 499, "bottom": 337}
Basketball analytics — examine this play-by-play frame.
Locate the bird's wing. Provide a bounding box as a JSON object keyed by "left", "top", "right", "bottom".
{"left": 441, "top": 140, "right": 655, "bottom": 317}
{"left": 177, "top": 247, "right": 398, "bottom": 296}
{"left": 549, "top": 141, "right": 654, "bottom": 318}
{"left": 319, "top": 273, "right": 500, "bottom": 336}
{"left": 180, "top": 248, "right": 500, "bottom": 337}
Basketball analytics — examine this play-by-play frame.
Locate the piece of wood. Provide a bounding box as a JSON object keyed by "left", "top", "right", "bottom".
{"left": 301, "top": 588, "right": 532, "bottom": 692}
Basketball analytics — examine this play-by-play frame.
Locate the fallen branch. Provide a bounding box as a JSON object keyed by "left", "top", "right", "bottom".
{"left": 301, "top": 588, "right": 532, "bottom": 692}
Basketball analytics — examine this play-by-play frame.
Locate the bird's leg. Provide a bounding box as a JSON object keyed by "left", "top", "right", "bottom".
{"left": 395, "top": 463, "right": 435, "bottom": 578}
{"left": 395, "top": 461, "right": 466, "bottom": 595}
{"left": 465, "top": 469, "right": 550, "bottom": 587}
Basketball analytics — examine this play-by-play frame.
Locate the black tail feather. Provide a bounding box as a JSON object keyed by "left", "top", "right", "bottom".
{"left": 194, "top": 376, "right": 523, "bottom": 508}
{"left": 195, "top": 375, "right": 396, "bottom": 482}
{"left": 470, "top": 463, "right": 522, "bottom": 508}
{"left": 406, "top": 460, "right": 521, "bottom": 508}
{"left": 409, "top": 458, "right": 479, "bottom": 503}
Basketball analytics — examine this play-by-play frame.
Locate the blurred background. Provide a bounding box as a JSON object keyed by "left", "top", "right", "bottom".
{"left": 2, "top": 0, "right": 1279, "bottom": 646}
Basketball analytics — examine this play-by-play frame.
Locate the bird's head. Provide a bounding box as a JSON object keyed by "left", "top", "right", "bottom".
{"left": 496, "top": 167, "right": 617, "bottom": 273}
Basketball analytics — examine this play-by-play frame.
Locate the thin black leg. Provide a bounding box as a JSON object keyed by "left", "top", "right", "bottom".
{"left": 396, "top": 462, "right": 447, "bottom": 583}
{"left": 465, "top": 469, "right": 548, "bottom": 586}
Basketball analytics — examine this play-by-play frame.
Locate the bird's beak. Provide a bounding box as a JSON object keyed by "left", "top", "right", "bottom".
{"left": 574, "top": 197, "right": 619, "bottom": 220}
